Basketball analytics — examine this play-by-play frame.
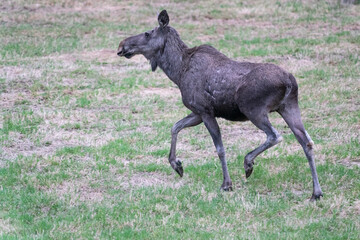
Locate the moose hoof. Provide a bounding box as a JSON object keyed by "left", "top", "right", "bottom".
{"left": 245, "top": 167, "right": 253, "bottom": 178}
{"left": 310, "top": 192, "right": 323, "bottom": 202}
{"left": 172, "top": 160, "right": 183, "bottom": 177}
{"left": 244, "top": 159, "right": 254, "bottom": 178}
{"left": 244, "top": 163, "right": 254, "bottom": 178}
{"left": 220, "top": 182, "right": 233, "bottom": 191}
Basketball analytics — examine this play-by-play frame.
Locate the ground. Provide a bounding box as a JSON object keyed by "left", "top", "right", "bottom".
{"left": 0, "top": 0, "right": 359, "bottom": 239}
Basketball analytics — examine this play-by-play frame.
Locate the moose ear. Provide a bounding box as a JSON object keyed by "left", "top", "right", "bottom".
{"left": 158, "top": 10, "right": 169, "bottom": 28}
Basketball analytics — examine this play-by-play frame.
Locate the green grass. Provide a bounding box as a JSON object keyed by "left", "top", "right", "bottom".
{"left": 2, "top": 110, "right": 43, "bottom": 135}
{"left": 0, "top": 0, "right": 359, "bottom": 239}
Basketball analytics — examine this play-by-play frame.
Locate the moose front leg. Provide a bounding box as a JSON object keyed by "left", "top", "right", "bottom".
{"left": 169, "top": 113, "right": 202, "bottom": 177}
{"left": 202, "top": 115, "right": 233, "bottom": 191}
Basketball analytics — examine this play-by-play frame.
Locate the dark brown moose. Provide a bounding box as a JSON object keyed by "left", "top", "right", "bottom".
{"left": 117, "top": 10, "right": 323, "bottom": 201}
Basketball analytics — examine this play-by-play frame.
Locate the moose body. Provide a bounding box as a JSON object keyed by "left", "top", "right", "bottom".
{"left": 118, "top": 10, "right": 323, "bottom": 200}
{"left": 178, "top": 45, "right": 288, "bottom": 121}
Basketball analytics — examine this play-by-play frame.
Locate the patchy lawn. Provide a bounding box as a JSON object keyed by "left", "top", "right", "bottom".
{"left": 0, "top": 0, "right": 359, "bottom": 239}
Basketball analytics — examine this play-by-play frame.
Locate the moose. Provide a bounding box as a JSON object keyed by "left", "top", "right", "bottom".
{"left": 117, "top": 10, "right": 323, "bottom": 200}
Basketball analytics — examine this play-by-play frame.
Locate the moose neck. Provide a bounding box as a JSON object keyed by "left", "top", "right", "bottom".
{"left": 155, "top": 28, "right": 188, "bottom": 86}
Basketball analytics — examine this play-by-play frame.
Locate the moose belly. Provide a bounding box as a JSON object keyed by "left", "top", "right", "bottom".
{"left": 213, "top": 102, "right": 248, "bottom": 121}
{"left": 203, "top": 86, "right": 248, "bottom": 121}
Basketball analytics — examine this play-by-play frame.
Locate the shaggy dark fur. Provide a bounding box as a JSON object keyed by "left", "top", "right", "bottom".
{"left": 117, "top": 10, "right": 323, "bottom": 200}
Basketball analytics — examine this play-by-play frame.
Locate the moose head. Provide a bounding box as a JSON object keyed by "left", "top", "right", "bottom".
{"left": 117, "top": 10, "right": 170, "bottom": 71}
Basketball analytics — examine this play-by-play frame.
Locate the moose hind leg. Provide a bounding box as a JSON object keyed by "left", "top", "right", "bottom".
{"left": 244, "top": 114, "right": 283, "bottom": 178}
{"left": 278, "top": 106, "right": 323, "bottom": 201}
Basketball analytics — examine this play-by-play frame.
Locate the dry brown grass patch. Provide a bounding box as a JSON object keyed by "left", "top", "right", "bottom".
{"left": 48, "top": 178, "right": 105, "bottom": 204}
{"left": 141, "top": 87, "right": 179, "bottom": 98}
{"left": 119, "top": 172, "right": 185, "bottom": 190}
{"left": 0, "top": 217, "right": 16, "bottom": 235}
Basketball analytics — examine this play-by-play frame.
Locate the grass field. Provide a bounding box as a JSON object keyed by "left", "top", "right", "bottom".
{"left": 1, "top": 0, "right": 359, "bottom": 239}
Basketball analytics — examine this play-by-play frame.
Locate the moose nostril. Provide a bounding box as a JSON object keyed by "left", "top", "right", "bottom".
{"left": 117, "top": 51, "right": 122, "bottom": 56}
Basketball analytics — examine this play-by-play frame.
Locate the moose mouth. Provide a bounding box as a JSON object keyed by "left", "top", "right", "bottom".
{"left": 124, "top": 52, "right": 134, "bottom": 59}
{"left": 117, "top": 50, "right": 135, "bottom": 59}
